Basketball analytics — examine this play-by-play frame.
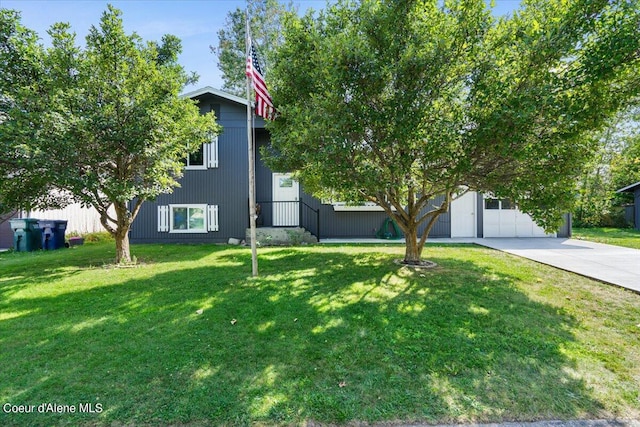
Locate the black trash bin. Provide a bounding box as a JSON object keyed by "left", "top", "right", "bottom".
{"left": 9, "top": 218, "right": 42, "bottom": 252}
{"left": 39, "top": 220, "right": 68, "bottom": 250}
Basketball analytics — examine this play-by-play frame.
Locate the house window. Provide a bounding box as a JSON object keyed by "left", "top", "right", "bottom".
{"left": 170, "top": 204, "right": 206, "bottom": 233}
{"left": 485, "top": 198, "right": 516, "bottom": 210}
{"left": 183, "top": 136, "right": 218, "bottom": 170}
{"left": 279, "top": 177, "right": 293, "bottom": 188}
{"left": 184, "top": 144, "right": 205, "bottom": 169}
{"left": 158, "top": 204, "right": 218, "bottom": 233}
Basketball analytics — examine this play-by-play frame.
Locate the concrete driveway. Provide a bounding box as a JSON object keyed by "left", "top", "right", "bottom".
{"left": 476, "top": 238, "right": 640, "bottom": 293}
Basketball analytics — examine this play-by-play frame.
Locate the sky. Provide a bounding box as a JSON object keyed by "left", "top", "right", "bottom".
{"left": 0, "top": 0, "right": 520, "bottom": 94}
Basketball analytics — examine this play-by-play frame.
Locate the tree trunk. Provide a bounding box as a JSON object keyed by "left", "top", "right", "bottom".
{"left": 381, "top": 191, "right": 449, "bottom": 266}
{"left": 115, "top": 228, "right": 131, "bottom": 264}
{"left": 95, "top": 199, "right": 142, "bottom": 264}
{"left": 402, "top": 223, "right": 423, "bottom": 265}
{"left": 112, "top": 201, "right": 133, "bottom": 264}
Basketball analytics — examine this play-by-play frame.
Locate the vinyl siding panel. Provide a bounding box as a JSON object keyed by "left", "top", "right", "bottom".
{"left": 299, "top": 192, "right": 450, "bottom": 239}
{"left": 132, "top": 89, "right": 452, "bottom": 243}
{"left": 130, "top": 93, "right": 250, "bottom": 244}
{"left": 476, "top": 193, "right": 484, "bottom": 238}
{"left": 255, "top": 139, "right": 449, "bottom": 238}
{"left": 557, "top": 213, "right": 572, "bottom": 238}
{"left": 137, "top": 90, "right": 607, "bottom": 243}
{"left": 635, "top": 189, "right": 640, "bottom": 230}
{"left": 27, "top": 203, "right": 112, "bottom": 234}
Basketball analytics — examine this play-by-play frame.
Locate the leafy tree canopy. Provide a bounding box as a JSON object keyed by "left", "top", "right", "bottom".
{"left": 0, "top": 6, "right": 220, "bottom": 262}
{"left": 212, "top": 0, "right": 295, "bottom": 96}
{"left": 611, "top": 106, "right": 640, "bottom": 203}
{"left": 575, "top": 105, "right": 640, "bottom": 226}
{"left": 265, "top": 0, "right": 640, "bottom": 263}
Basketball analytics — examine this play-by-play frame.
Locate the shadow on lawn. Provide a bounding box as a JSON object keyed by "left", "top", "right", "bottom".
{"left": 0, "top": 246, "right": 603, "bottom": 426}
{"left": 0, "top": 243, "right": 233, "bottom": 302}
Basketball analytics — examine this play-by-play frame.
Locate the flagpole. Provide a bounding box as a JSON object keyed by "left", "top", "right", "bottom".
{"left": 246, "top": 12, "right": 259, "bottom": 277}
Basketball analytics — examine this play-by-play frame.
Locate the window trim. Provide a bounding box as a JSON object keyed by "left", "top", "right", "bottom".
{"left": 330, "top": 202, "right": 386, "bottom": 211}
{"left": 184, "top": 144, "right": 207, "bottom": 170}
{"left": 169, "top": 204, "right": 208, "bottom": 233}
{"left": 484, "top": 197, "right": 517, "bottom": 210}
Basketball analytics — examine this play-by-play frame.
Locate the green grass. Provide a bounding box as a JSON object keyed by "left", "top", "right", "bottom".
{"left": 573, "top": 227, "right": 640, "bottom": 249}
{"left": 1, "top": 242, "right": 639, "bottom": 426}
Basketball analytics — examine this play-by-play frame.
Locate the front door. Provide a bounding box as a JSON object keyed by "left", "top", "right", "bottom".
{"left": 451, "top": 192, "right": 476, "bottom": 238}
{"left": 272, "top": 173, "right": 299, "bottom": 226}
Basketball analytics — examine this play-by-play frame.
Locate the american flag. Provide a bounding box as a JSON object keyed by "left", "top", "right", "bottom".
{"left": 246, "top": 39, "right": 276, "bottom": 120}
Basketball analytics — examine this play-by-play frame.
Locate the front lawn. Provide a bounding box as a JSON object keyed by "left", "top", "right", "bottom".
{"left": 572, "top": 227, "right": 640, "bottom": 250}
{"left": 1, "top": 243, "right": 639, "bottom": 426}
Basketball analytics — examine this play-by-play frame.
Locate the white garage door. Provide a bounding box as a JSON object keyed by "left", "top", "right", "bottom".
{"left": 483, "top": 198, "right": 553, "bottom": 238}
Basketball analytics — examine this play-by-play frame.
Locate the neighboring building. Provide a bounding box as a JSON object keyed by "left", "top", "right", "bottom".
{"left": 0, "top": 211, "right": 19, "bottom": 249}
{"left": 128, "top": 87, "right": 570, "bottom": 244}
{"left": 27, "top": 203, "right": 113, "bottom": 234}
{"left": 0, "top": 204, "right": 111, "bottom": 249}
{"left": 617, "top": 181, "right": 640, "bottom": 230}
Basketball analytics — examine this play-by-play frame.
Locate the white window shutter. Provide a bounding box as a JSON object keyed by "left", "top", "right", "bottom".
{"left": 207, "top": 205, "right": 219, "bottom": 232}
{"left": 207, "top": 136, "right": 218, "bottom": 168}
{"left": 157, "top": 205, "right": 169, "bottom": 232}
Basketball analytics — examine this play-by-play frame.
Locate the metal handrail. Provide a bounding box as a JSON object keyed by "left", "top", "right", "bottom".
{"left": 300, "top": 198, "right": 320, "bottom": 240}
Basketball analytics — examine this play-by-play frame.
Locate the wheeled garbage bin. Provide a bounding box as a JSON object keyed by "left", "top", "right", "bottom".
{"left": 9, "top": 218, "right": 42, "bottom": 252}
{"left": 39, "top": 220, "right": 68, "bottom": 250}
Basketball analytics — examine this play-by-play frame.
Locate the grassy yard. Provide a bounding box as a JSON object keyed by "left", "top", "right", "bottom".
{"left": 1, "top": 242, "right": 639, "bottom": 426}
{"left": 572, "top": 227, "right": 640, "bottom": 250}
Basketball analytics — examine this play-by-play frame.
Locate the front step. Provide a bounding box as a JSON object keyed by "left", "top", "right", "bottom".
{"left": 245, "top": 227, "right": 318, "bottom": 246}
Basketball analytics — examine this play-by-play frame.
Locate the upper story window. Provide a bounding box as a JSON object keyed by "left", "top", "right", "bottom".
{"left": 184, "top": 144, "right": 205, "bottom": 169}
{"left": 183, "top": 135, "right": 219, "bottom": 170}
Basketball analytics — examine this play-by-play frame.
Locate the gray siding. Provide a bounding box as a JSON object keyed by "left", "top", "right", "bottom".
{"left": 635, "top": 189, "right": 640, "bottom": 230}
{"left": 476, "top": 193, "right": 484, "bottom": 238}
{"left": 256, "top": 130, "right": 451, "bottom": 239}
{"left": 255, "top": 139, "right": 450, "bottom": 239}
{"left": 557, "top": 213, "right": 572, "bottom": 238}
{"left": 302, "top": 193, "right": 450, "bottom": 239}
{"left": 131, "top": 89, "right": 572, "bottom": 243}
{"left": 130, "top": 93, "right": 252, "bottom": 244}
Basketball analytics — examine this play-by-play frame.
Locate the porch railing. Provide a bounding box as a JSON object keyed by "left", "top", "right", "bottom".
{"left": 253, "top": 199, "right": 320, "bottom": 239}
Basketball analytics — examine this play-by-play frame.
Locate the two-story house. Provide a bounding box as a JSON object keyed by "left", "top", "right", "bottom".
{"left": 128, "top": 87, "right": 571, "bottom": 245}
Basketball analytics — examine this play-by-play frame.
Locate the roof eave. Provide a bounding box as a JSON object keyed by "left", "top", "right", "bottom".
{"left": 616, "top": 181, "right": 640, "bottom": 193}
{"left": 181, "top": 86, "right": 248, "bottom": 106}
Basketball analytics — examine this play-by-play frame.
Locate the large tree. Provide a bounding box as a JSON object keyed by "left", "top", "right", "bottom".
{"left": 611, "top": 106, "right": 640, "bottom": 205}
{"left": 0, "top": 9, "right": 69, "bottom": 217}
{"left": 575, "top": 105, "right": 640, "bottom": 226}
{"left": 212, "top": 0, "right": 294, "bottom": 96}
{"left": 265, "top": 0, "right": 640, "bottom": 264}
{"left": 0, "top": 6, "right": 220, "bottom": 263}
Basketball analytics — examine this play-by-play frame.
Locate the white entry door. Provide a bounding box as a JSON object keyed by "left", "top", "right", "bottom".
{"left": 450, "top": 192, "right": 476, "bottom": 237}
{"left": 272, "top": 173, "right": 299, "bottom": 226}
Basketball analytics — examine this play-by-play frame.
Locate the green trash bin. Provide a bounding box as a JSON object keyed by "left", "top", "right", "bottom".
{"left": 9, "top": 218, "right": 42, "bottom": 252}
